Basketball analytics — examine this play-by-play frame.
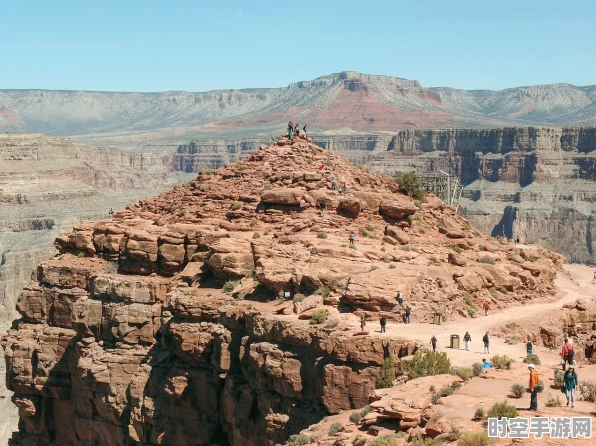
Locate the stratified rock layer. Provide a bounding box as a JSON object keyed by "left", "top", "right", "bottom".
{"left": 2, "top": 136, "right": 563, "bottom": 445}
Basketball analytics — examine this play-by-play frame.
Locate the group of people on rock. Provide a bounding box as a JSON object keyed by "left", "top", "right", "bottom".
{"left": 287, "top": 121, "right": 307, "bottom": 139}
{"left": 359, "top": 291, "right": 411, "bottom": 332}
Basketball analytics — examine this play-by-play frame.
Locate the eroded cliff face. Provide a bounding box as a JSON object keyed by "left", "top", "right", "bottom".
{"left": 173, "top": 127, "right": 596, "bottom": 264}
{"left": 3, "top": 137, "right": 562, "bottom": 445}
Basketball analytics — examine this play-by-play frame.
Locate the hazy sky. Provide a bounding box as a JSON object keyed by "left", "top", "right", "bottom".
{"left": 2, "top": 0, "right": 595, "bottom": 92}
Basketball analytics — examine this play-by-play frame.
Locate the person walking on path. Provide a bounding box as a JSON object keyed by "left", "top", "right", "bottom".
{"left": 526, "top": 338, "right": 533, "bottom": 357}
{"left": 360, "top": 316, "right": 366, "bottom": 332}
{"left": 483, "top": 331, "right": 490, "bottom": 354}
{"left": 331, "top": 177, "right": 337, "bottom": 190}
{"left": 343, "top": 183, "right": 348, "bottom": 195}
{"left": 528, "top": 364, "right": 540, "bottom": 411}
{"left": 319, "top": 199, "right": 326, "bottom": 213}
{"left": 483, "top": 300, "right": 490, "bottom": 316}
{"left": 463, "top": 331, "right": 472, "bottom": 351}
{"left": 396, "top": 291, "right": 403, "bottom": 308}
{"left": 404, "top": 306, "right": 411, "bottom": 324}
{"left": 349, "top": 231, "right": 355, "bottom": 246}
{"left": 561, "top": 338, "right": 575, "bottom": 371}
{"left": 430, "top": 335, "right": 437, "bottom": 352}
{"left": 379, "top": 315, "right": 387, "bottom": 333}
{"left": 563, "top": 365, "right": 578, "bottom": 407}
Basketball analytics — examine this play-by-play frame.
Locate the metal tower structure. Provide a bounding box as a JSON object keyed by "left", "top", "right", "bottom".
{"left": 418, "top": 170, "right": 464, "bottom": 212}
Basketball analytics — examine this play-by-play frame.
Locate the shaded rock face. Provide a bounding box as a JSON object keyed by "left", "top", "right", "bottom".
{"left": 2, "top": 137, "right": 562, "bottom": 445}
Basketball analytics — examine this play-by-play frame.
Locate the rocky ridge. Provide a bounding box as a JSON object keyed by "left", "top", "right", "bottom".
{"left": 2, "top": 135, "right": 564, "bottom": 445}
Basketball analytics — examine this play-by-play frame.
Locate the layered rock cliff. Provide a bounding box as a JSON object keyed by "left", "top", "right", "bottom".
{"left": 3, "top": 135, "right": 562, "bottom": 445}
{"left": 173, "top": 127, "right": 596, "bottom": 265}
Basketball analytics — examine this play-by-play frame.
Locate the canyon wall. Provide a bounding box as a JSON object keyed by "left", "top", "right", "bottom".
{"left": 172, "top": 127, "right": 596, "bottom": 264}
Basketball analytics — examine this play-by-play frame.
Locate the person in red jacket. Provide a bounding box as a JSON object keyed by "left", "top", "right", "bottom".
{"left": 483, "top": 300, "right": 490, "bottom": 316}
{"left": 561, "top": 338, "right": 575, "bottom": 371}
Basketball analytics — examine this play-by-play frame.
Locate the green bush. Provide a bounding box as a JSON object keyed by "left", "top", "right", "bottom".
{"left": 431, "top": 393, "right": 441, "bottom": 404}
{"left": 253, "top": 232, "right": 261, "bottom": 239}
{"left": 309, "top": 309, "right": 328, "bottom": 325}
{"left": 314, "top": 285, "right": 331, "bottom": 299}
{"left": 545, "top": 394, "right": 562, "bottom": 407}
{"left": 472, "top": 363, "right": 483, "bottom": 377}
{"left": 473, "top": 407, "right": 486, "bottom": 421}
{"left": 328, "top": 422, "right": 343, "bottom": 436}
{"left": 285, "top": 434, "right": 309, "bottom": 446}
{"left": 523, "top": 354, "right": 541, "bottom": 365}
{"left": 293, "top": 294, "right": 305, "bottom": 302}
{"left": 349, "top": 412, "right": 362, "bottom": 423}
{"left": 376, "top": 356, "right": 397, "bottom": 389}
{"left": 457, "top": 431, "right": 491, "bottom": 446}
{"left": 510, "top": 384, "right": 525, "bottom": 398}
{"left": 397, "top": 172, "right": 426, "bottom": 201}
{"left": 317, "top": 232, "right": 328, "bottom": 239}
{"left": 456, "top": 367, "right": 473, "bottom": 381}
{"left": 359, "top": 227, "right": 369, "bottom": 237}
{"left": 479, "top": 255, "right": 496, "bottom": 265}
{"left": 369, "top": 435, "right": 402, "bottom": 446}
{"left": 451, "top": 380, "right": 463, "bottom": 390}
{"left": 408, "top": 350, "right": 452, "bottom": 379}
{"left": 230, "top": 201, "right": 242, "bottom": 211}
{"left": 352, "top": 438, "right": 366, "bottom": 446}
{"left": 429, "top": 385, "right": 436, "bottom": 393}
{"left": 487, "top": 401, "right": 518, "bottom": 419}
{"left": 462, "top": 292, "right": 474, "bottom": 307}
{"left": 553, "top": 370, "right": 564, "bottom": 388}
{"left": 450, "top": 245, "right": 463, "bottom": 253}
{"left": 411, "top": 436, "right": 436, "bottom": 446}
{"left": 490, "top": 355, "right": 512, "bottom": 370}
{"left": 250, "top": 217, "right": 258, "bottom": 227}
{"left": 366, "top": 224, "right": 375, "bottom": 232}
{"left": 360, "top": 405, "right": 372, "bottom": 417}
{"left": 439, "top": 386, "right": 455, "bottom": 397}
{"left": 579, "top": 380, "right": 596, "bottom": 402}
{"left": 223, "top": 279, "right": 240, "bottom": 293}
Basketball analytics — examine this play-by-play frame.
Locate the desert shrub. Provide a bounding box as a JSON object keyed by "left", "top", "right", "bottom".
{"left": 352, "top": 438, "right": 366, "bottom": 446}
{"left": 553, "top": 370, "right": 564, "bottom": 388}
{"left": 349, "top": 411, "right": 362, "bottom": 423}
{"left": 473, "top": 407, "right": 486, "bottom": 421}
{"left": 366, "top": 224, "right": 375, "bottom": 232}
{"left": 235, "top": 292, "right": 246, "bottom": 300}
{"left": 359, "top": 405, "right": 372, "bottom": 417}
{"left": 408, "top": 350, "right": 451, "bottom": 379}
{"left": 523, "top": 354, "right": 541, "bottom": 365}
{"left": 510, "top": 384, "right": 525, "bottom": 398}
{"left": 490, "top": 355, "right": 512, "bottom": 370}
{"left": 429, "top": 385, "right": 436, "bottom": 393}
{"left": 223, "top": 280, "right": 240, "bottom": 293}
{"left": 369, "top": 434, "right": 402, "bottom": 446}
{"left": 487, "top": 401, "right": 518, "bottom": 419}
{"left": 545, "top": 394, "right": 562, "bottom": 407}
{"left": 328, "top": 422, "right": 343, "bottom": 436}
{"left": 177, "top": 209, "right": 187, "bottom": 217}
{"left": 397, "top": 172, "right": 426, "bottom": 201}
{"left": 376, "top": 356, "right": 397, "bottom": 389}
{"left": 293, "top": 294, "right": 305, "bottom": 303}
{"left": 388, "top": 264, "right": 396, "bottom": 269}
{"left": 317, "top": 232, "right": 328, "bottom": 239}
{"left": 465, "top": 305, "right": 476, "bottom": 316}
{"left": 359, "top": 227, "right": 368, "bottom": 237}
{"left": 250, "top": 218, "right": 258, "bottom": 227}
{"left": 472, "top": 363, "right": 483, "bottom": 377}
{"left": 450, "top": 245, "right": 463, "bottom": 253}
{"left": 253, "top": 232, "right": 261, "bottom": 239}
{"left": 370, "top": 265, "right": 379, "bottom": 271}
{"left": 457, "top": 431, "right": 491, "bottom": 446}
{"left": 315, "top": 285, "right": 331, "bottom": 299}
{"left": 451, "top": 380, "right": 462, "bottom": 389}
{"left": 431, "top": 393, "right": 441, "bottom": 404}
{"left": 230, "top": 201, "right": 242, "bottom": 211}
{"left": 237, "top": 163, "right": 248, "bottom": 170}
{"left": 309, "top": 309, "right": 328, "bottom": 325}
{"left": 449, "top": 422, "right": 463, "bottom": 441}
{"left": 411, "top": 436, "right": 436, "bottom": 446}
{"left": 462, "top": 292, "right": 473, "bottom": 307}
{"left": 578, "top": 380, "right": 596, "bottom": 402}
{"left": 286, "top": 434, "right": 309, "bottom": 446}
{"left": 439, "top": 386, "right": 455, "bottom": 397}
{"left": 479, "top": 255, "right": 496, "bottom": 264}
{"left": 456, "top": 367, "right": 473, "bottom": 381}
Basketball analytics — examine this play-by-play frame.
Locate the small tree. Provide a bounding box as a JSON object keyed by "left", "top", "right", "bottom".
{"left": 490, "top": 355, "right": 512, "bottom": 370}
{"left": 487, "top": 401, "right": 518, "bottom": 419}
{"left": 376, "top": 356, "right": 397, "bottom": 389}
{"left": 472, "top": 363, "right": 483, "bottom": 377}
{"left": 309, "top": 309, "right": 328, "bottom": 325}
{"left": 408, "top": 350, "right": 451, "bottom": 379}
{"left": 397, "top": 172, "right": 426, "bottom": 201}
{"left": 510, "top": 384, "right": 525, "bottom": 398}
{"left": 328, "top": 423, "right": 343, "bottom": 436}
{"left": 523, "top": 354, "right": 541, "bottom": 365}
{"left": 457, "top": 431, "right": 491, "bottom": 446}
{"left": 456, "top": 367, "right": 473, "bottom": 381}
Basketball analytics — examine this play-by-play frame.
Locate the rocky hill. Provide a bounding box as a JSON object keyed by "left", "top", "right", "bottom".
{"left": 0, "top": 133, "right": 192, "bottom": 324}
{"left": 2, "top": 72, "right": 596, "bottom": 145}
{"left": 2, "top": 135, "right": 563, "bottom": 445}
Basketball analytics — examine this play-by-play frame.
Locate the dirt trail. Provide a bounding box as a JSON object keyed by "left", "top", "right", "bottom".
{"left": 346, "top": 264, "right": 596, "bottom": 367}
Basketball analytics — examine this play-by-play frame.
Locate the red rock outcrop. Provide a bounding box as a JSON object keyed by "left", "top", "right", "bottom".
{"left": 2, "top": 136, "right": 563, "bottom": 445}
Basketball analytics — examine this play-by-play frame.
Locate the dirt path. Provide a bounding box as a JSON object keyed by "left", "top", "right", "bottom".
{"left": 345, "top": 264, "right": 596, "bottom": 367}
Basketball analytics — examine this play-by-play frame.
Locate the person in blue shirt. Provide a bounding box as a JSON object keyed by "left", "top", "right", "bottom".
{"left": 482, "top": 358, "right": 492, "bottom": 369}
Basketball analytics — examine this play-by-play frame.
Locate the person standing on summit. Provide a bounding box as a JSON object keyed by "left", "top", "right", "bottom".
{"left": 287, "top": 121, "right": 294, "bottom": 138}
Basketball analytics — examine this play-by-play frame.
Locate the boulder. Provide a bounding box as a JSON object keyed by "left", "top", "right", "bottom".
{"left": 448, "top": 252, "right": 467, "bottom": 267}
{"left": 260, "top": 188, "right": 303, "bottom": 205}
{"left": 337, "top": 197, "right": 363, "bottom": 216}
{"left": 379, "top": 197, "right": 417, "bottom": 218}
{"left": 385, "top": 226, "right": 410, "bottom": 244}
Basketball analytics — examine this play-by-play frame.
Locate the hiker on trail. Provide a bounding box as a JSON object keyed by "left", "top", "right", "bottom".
{"left": 483, "top": 331, "right": 490, "bottom": 354}
{"left": 295, "top": 123, "right": 300, "bottom": 136}
{"left": 404, "top": 306, "right": 411, "bottom": 324}
{"left": 287, "top": 121, "right": 294, "bottom": 138}
{"left": 360, "top": 316, "right": 366, "bottom": 331}
{"left": 430, "top": 335, "right": 437, "bottom": 352}
{"left": 303, "top": 124, "right": 307, "bottom": 134}
{"left": 343, "top": 183, "right": 348, "bottom": 195}
{"left": 593, "top": 271, "right": 596, "bottom": 284}
{"left": 108, "top": 208, "right": 114, "bottom": 219}
{"left": 463, "top": 331, "right": 472, "bottom": 351}
{"left": 482, "top": 358, "right": 492, "bottom": 368}
{"left": 396, "top": 291, "right": 404, "bottom": 308}
{"left": 483, "top": 300, "right": 490, "bottom": 316}
{"left": 526, "top": 338, "right": 533, "bottom": 356}
{"left": 561, "top": 338, "right": 575, "bottom": 371}
{"left": 331, "top": 177, "right": 337, "bottom": 190}
{"left": 379, "top": 315, "right": 387, "bottom": 333}
{"left": 349, "top": 231, "right": 355, "bottom": 246}
{"left": 527, "top": 364, "right": 540, "bottom": 411}
{"left": 563, "top": 365, "right": 578, "bottom": 408}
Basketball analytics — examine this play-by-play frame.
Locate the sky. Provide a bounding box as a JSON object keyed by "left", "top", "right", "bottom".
{"left": 1, "top": 0, "right": 595, "bottom": 92}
